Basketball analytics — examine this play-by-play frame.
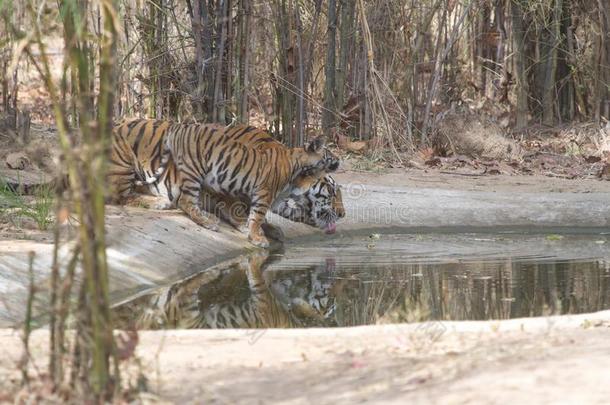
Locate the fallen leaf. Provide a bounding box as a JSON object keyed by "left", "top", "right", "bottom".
{"left": 57, "top": 207, "right": 70, "bottom": 223}
{"left": 585, "top": 155, "right": 602, "bottom": 163}
{"left": 335, "top": 133, "right": 350, "bottom": 149}
{"left": 346, "top": 140, "right": 367, "bottom": 154}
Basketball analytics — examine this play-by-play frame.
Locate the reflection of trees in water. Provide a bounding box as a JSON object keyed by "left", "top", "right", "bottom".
{"left": 114, "top": 256, "right": 610, "bottom": 329}
{"left": 329, "top": 259, "right": 610, "bottom": 325}
{"left": 511, "top": 260, "right": 610, "bottom": 318}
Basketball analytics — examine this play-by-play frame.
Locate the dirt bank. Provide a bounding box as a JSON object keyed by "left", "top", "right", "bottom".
{"left": 1, "top": 311, "right": 608, "bottom": 404}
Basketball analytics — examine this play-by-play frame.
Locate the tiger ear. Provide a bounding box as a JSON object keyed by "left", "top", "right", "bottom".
{"left": 306, "top": 136, "right": 325, "bottom": 153}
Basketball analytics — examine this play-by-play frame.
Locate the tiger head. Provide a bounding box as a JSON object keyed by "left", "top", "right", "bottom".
{"left": 272, "top": 175, "right": 345, "bottom": 234}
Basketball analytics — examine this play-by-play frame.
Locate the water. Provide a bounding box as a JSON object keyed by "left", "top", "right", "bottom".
{"left": 114, "top": 232, "right": 610, "bottom": 329}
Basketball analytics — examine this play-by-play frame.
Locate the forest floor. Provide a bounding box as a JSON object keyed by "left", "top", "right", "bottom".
{"left": 0, "top": 312, "right": 609, "bottom": 404}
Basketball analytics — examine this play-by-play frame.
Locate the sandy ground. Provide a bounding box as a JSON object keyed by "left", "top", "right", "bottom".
{"left": 334, "top": 167, "right": 610, "bottom": 193}
{"left": 0, "top": 312, "right": 608, "bottom": 404}
{"left": 140, "top": 313, "right": 610, "bottom": 404}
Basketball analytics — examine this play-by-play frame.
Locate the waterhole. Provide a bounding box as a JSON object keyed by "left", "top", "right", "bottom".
{"left": 114, "top": 232, "right": 610, "bottom": 329}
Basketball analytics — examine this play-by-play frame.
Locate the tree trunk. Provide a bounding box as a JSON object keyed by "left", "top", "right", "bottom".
{"left": 597, "top": 0, "right": 610, "bottom": 120}
{"left": 272, "top": 0, "right": 297, "bottom": 145}
{"left": 336, "top": 0, "right": 355, "bottom": 122}
{"left": 49, "top": 0, "right": 120, "bottom": 398}
{"left": 322, "top": 0, "right": 338, "bottom": 137}
{"left": 295, "top": 3, "right": 305, "bottom": 144}
{"left": 236, "top": 0, "right": 251, "bottom": 123}
{"left": 542, "top": 0, "right": 563, "bottom": 125}
{"left": 557, "top": 0, "right": 574, "bottom": 121}
{"left": 189, "top": 0, "right": 214, "bottom": 120}
{"left": 212, "top": 0, "right": 229, "bottom": 123}
{"left": 511, "top": 0, "right": 529, "bottom": 129}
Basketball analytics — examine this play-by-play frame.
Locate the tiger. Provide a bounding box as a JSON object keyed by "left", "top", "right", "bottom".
{"left": 113, "top": 250, "right": 334, "bottom": 329}
{"left": 199, "top": 171, "right": 345, "bottom": 241}
{"left": 271, "top": 174, "right": 345, "bottom": 234}
{"left": 108, "top": 119, "right": 341, "bottom": 247}
{"left": 186, "top": 123, "right": 345, "bottom": 237}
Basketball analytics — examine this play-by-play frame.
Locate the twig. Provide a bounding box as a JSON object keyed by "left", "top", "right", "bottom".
{"left": 21, "top": 251, "right": 35, "bottom": 386}
{"left": 439, "top": 170, "right": 486, "bottom": 177}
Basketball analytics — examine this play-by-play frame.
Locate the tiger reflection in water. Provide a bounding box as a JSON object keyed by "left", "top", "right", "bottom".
{"left": 115, "top": 250, "right": 345, "bottom": 329}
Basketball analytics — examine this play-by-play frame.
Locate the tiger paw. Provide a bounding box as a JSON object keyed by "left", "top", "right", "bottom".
{"left": 262, "top": 223, "right": 285, "bottom": 242}
{"left": 151, "top": 199, "right": 174, "bottom": 210}
{"left": 248, "top": 234, "right": 270, "bottom": 248}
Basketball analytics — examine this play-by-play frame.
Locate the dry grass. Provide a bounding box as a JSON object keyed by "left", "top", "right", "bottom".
{"left": 433, "top": 110, "right": 522, "bottom": 161}
{"left": 593, "top": 128, "right": 610, "bottom": 156}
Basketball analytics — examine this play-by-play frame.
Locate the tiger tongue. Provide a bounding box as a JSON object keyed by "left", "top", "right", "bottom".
{"left": 325, "top": 222, "right": 336, "bottom": 234}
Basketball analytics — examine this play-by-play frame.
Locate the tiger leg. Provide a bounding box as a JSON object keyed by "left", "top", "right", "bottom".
{"left": 242, "top": 250, "right": 291, "bottom": 328}
{"left": 246, "top": 194, "right": 272, "bottom": 248}
{"left": 199, "top": 190, "right": 284, "bottom": 240}
{"left": 200, "top": 189, "right": 249, "bottom": 230}
{"left": 107, "top": 163, "right": 138, "bottom": 204}
{"left": 261, "top": 222, "right": 285, "bottom": 242}
{"left": 213, "top": 192, "right": 283, "bottom": 241}
{"left": 177, "top": 178, "right": 220, "bottom": 231}
{"left": 107, "top": 134, "right": 140, "bottom": 204}
{"left": 234, "top": 208, "right": 283, "bottom": 242}
{"left": 107, "top": 166, "right": 172, "bottom": 209}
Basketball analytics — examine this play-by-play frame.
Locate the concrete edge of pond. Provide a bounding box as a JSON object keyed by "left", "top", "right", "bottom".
{"left": 1, "top": 309, "right": 608, "bottom": 341}
{"left": 1, "top": 182, "right": 610, "bottom": 326}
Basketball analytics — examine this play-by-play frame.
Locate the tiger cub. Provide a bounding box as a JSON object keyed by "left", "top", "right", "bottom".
{"left": 108, "top": 119, "right": 339, "bottom": 247}
{"left": 272, "top": 174, "right": 345, "bottom": 234}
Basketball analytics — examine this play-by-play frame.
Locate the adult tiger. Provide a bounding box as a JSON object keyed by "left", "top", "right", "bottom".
{"left": 190, "top": 123, "right": 345, "bottom": 237}
{"left": 108, "top": 119, "right": 339, "bottom": 247}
